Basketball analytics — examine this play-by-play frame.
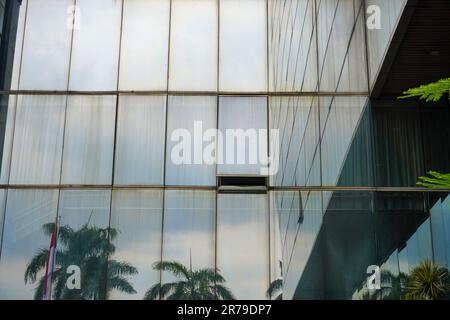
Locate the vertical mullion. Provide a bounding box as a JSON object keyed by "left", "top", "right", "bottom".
{"left": 159, "top": 0, "right": 174, "bottom": 299}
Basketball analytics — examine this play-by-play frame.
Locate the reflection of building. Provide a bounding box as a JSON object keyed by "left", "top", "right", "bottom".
{"left": 0, "top": 0, "right": 449, "bottom": 300}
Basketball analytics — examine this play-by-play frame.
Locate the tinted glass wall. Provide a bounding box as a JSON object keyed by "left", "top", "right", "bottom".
{"left": 0, "top": 0, "right": 448, "bottom": 300}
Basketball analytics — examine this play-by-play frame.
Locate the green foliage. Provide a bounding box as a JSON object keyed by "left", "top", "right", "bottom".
{"left": 24, "top": 223, "right": 137, "bottom": 300}
{"left": 403, "top": 260, "right": 450, "bottom": 300}
{"left": 399, "top": 78, "right": 450, "bottom": 189}
{"left": 417, "top": 171, "right": 450, "bottom": 189}
{"left": 144, "top": 261, "right": 235, "bottom": 300}
{"left": 399, "top": 78, "right": 450, "bottom": 102}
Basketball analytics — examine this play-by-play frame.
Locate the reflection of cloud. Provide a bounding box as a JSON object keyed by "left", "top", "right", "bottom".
{"left": 0, "top": 257, "right": 40, "bottom": 300}
{"left": 217, "top": 220, "right": 269, "bottom": 300}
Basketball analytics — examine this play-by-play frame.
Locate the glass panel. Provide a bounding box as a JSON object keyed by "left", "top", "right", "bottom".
{"left": 5, "top": 0, "right": 27, "bottom": 90}
{"left": 115, "top": 96, "right": 166, "bottom": 185}
{"left": 19, "top": 0, "right": 73, "bottom": 90}
{"left": 217, "top": 193, "right": 269, "bottom": 300}
{"left": 165, "top": 96, "right": 216, "bottom": 186}
{"left": 10, "top": 95, "right": 65, "bottom": 184}
{"left": 269, "top": 96, "right": 319, "bottom": 187}
{"left": 372, "top": 102, "right": 424, "bottom": 187}
{"left": 217, "top": 97, "right": 268, "bottom": 176}
{"left": 219, "top": 0, "right": 267, "bottom": 92}
{"left": 269, "top": 0, "right": 317, "bottom": 92}
{"left": 169, "top": 0, "right": 218, "bottom": 91}
{"left": 316, "top": 0, "right": 367, "bottom": 92}
{"left": 68, "top": 0, "right": 122, "bottom": 91}
{"left": 119, "top": 0, "right": 170, "bottom": 91}
{"left": 54, "top": 190, "right": 111, "bottom": 300}
{"left": 109, "top": 190, "right": 163, "bottom": 300}
{"left": 160, "top": 190, "right": 215, "bottom": 299}
{"left": 366, "top": 0, "right": 407, "bottom": 87}
{"left": 0, "top": 95, "right": 16, "bottom": 184}
{"left": 61, "top": 96, "right": 116, "bottom": 185}
{"left": 0, "top": 189, "right": 6, "bottom": 257}
{"left": 320, "top": 96, "right": 368, "bottom": 187}
{"left": 0, "top": 189, "right": 58, "bottom": 299}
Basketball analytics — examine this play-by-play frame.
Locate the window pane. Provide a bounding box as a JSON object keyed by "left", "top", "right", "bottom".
{"left": 0, "top": 95, "right": 16, "bottom": 184}
{"left": 366, "top": 0, "right": 407, "bottom": 87}
{"left": 161, "top": 190, "right": 215, "bottom": 291}
{"left": 115, "top": 96, "right": 166, "bottom": 185}
{"left": 269, "top": 96, "right": 319, "bottom": 187}
{"left": 61, "top": 96, "right": 116, "bottom": 185}
{"left": 165, "top": 96, "right": 216, "bottom": 186}
{"left": 55, "top": 190, "right": 111, "bottom": 300}
{"left": 6, "top": 0, "right": 27, "bottom": 90}
{"left": 109, "top": 190, "right": 163, "bottom": 300}
{"left": 217, "top": 193, "right": 269, "bottom": 300}
{"left": 316, "top": 0, "right": 367, "bottom": 92}
{"left": 69, "top": 0, "right": 122, "bottom": 90}
{"left": 119, "top": 0, "right": 170, "bottom": 90}
{"left": 219, "top": 0, "right": 267, "bottom": 92}
{"left": 0, "top": 189, "right": 58, "bottom": 299}
{"left": 169, "top": 0, "right": 218, "bottom": 91}
{"left": 19, "top": 0, "right": 72, "bottom": 90}
{"left": 0, "top": 189, "right": 4, "bottom": 250}
{"left": 218, "top": 97, "right": 267, "bottom": 176}
{"left": 269, "top": 0, "right": 317, "bottom": 92}
{"left": 10, "top": 95, "right": 65, "bottom": 184}
{"left": 320, "top": 96, "right": 368, "bottom": 187}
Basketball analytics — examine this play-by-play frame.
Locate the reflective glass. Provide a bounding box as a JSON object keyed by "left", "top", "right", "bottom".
{"left": 10, "top": 95, "right": 65, "bottom": 184}
{"left": 366, "top": 0, "right": 407, "bottom": 87}
{"left": 109, "top": 190, "right": 163, "bottom": 300}
{"left": 165, "top": 96, "right": 217, "bottom": 186}
{"left": 119, "top": 0, "right": 170, "bottom": 90}
{"left": 219, "top": 0, "right": 267, "bottom": 92}
{"left": 19, "top": 0, "right": 73, "bottom": 90}
{"left": 218, "top": 97, "right": 268, "bottom": 176}
{"left": 0, "top": 189, "right": 58, "bottom": 299}
{"left": 0, "top": 95, "right": 16, "bottom": 184}
{"left": 320, "top": 96, "right": 368, "bottom": 187}
{"left": 115, "top": 96, "right": 166, "bottom": 185}
{"left": 61, "top": 96, "right": 116, "bottom": 185}
{"left": 169, "top": 0, "right": 218, "bottom": 91}
{"left": 269, "top": 96, "right": 319, "bottom": 187}
{"left": 7, "top": 0, "right": 27, "bottom": 90}
{"left": 69, "top": 0, "right": 122, "bottom": 90}
{"left": 161, "top": 190, "right": 215, "bottom": 296}
{"left": 55, "top": 190, "right": 111, "bottom": 300}
{"left": 217, "top": 193, "right": 269, "bottom": 300}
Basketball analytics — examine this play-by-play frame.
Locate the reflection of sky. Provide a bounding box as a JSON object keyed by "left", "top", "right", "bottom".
{"left": 219, "top": 0, "right": 267, "bottom": 91}
{"left": 61, "top": 96, "right": 116, "bottom": 185}
{"left": 10, "top": 96, "right": 65, "bottom": 184}
{"left": 162, "top": 191, "right": 215, "bottom": 284}
{"left": 0, "top": 190, "right": 58, "bottom": 299}
{"left": 115, "top": 96, "right": 166, "bottom": 185}
{"left": 19, "top": 0, "right": 72, "bottom": 90}
{"left": 68, "top": 0, "right": 122, "bottom": 91}
{"left": 217, "top": 194, "right": 269, "bottom": 300}
{"left": 109, "top": 190, "right": 163, "bottom": 300}
{"left": 119, "top": 0, "right": 170, "bottom": 91}
{"left": 169, "top": 0, "right": 217, "bottom": 91}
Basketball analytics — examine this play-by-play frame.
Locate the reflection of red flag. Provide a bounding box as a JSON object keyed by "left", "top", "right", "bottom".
{"left": 43, "top": 223, "right": 58, "bottom": 300}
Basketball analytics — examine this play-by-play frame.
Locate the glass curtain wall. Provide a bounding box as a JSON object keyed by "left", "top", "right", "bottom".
{"left": 1, "top": 0, "right": 446, "bottom": 301}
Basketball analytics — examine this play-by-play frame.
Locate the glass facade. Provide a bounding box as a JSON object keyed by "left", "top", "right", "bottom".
{"left": 0, "top": 0, "right": 449, "bottom": 300}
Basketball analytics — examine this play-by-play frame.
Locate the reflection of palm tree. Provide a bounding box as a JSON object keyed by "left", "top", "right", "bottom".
{"left": 144, "top": 261, "right": 235, "bottom": 300}
{"left": 266, "top": 278, "right": 282, "bottom": 300}
{"left": 24, "top": 223, "right": 138, "bottom": 300}
{"left": 404, "top": 260, "right": 450, "bottom": 300}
